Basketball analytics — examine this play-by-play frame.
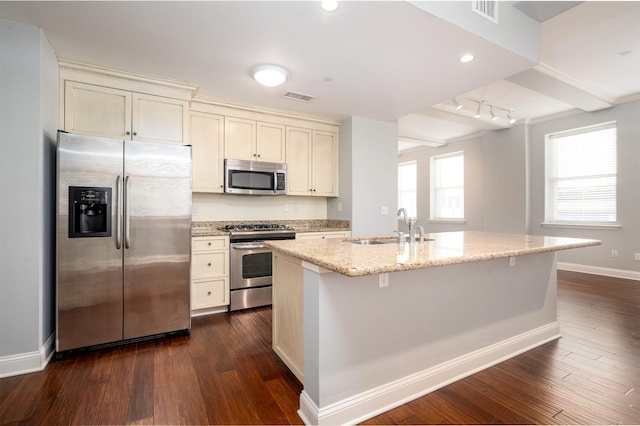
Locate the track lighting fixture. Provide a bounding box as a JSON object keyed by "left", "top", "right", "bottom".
{"left": 452, "top": 97, "right": 516, "bottom": 125}
{"left": 474, "top": 102, "right": 482, "bottom": 118}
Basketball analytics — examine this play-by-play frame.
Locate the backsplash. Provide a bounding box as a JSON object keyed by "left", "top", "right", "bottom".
{"left": 192, "top": 193, "right": 328, "bottom": 221}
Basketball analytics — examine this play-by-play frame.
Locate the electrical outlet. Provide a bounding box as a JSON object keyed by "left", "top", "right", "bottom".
{"left": 283, "top": 204, "right": 289, "bottom": 212}
{"left": 338, "top": 202, "right": 342, "bottom": 212}
{"left": 611, "top": 249, "right": 618, "bottom": 258}
{"left": 634, "top": 253, "right": 640, "bottom": 261}
{"left": 381, "top": 206, "right": 389, "bottom": 215}
{"left": 378, "top": 273, "right": 389, "bottom": 288}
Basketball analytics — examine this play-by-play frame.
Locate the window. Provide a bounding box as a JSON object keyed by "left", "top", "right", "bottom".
{"left": 545, "top": 122, "right": 617, "bottom": 225}
{"left": 430, "top": 151, "right": 464, "bottom": 220}
{"left": 398, "top": 161, "right": 417, "bottom": 217}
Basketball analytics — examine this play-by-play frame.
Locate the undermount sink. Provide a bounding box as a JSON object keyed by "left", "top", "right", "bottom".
{"left": 345, "top": 238, "right": 401, "bottom": 245}
{"left": 345, "top": 237, "right": 434, "bottom": 245}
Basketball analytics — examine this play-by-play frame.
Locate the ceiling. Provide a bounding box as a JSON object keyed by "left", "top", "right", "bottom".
{"left": 1, "top": 1, "right": 639, "bottom": 151}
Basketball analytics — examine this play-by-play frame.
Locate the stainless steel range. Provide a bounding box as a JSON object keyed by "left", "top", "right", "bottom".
{"left": 221, "top": 223, "right": 295, "bottom": 311}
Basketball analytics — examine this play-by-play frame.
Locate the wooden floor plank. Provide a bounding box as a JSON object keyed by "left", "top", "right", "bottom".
{"left": 0, "top": 271, "right": 638, "bottom": 425}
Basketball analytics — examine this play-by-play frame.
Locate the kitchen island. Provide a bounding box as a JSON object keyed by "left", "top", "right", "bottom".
{"left": 267, "top": 231, "right": 600, "bottom": 425}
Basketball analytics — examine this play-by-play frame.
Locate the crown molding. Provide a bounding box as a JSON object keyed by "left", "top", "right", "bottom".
{"left": 58, "top": 58, "right": 199, "bottom": 100}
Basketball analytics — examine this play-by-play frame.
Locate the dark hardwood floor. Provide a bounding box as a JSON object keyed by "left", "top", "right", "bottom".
{"left": 0, "top": 271, "right": 638, "bottom": 425}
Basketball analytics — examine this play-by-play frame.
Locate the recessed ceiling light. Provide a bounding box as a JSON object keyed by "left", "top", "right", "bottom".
{"left": 321, "top": 0, "right": 340, "bottom": 12}
{"left": 459, "top": 53, "right": 475, "bottom": 63}
{"left": 252, "top": 65, "right": 289, "bottom": 87}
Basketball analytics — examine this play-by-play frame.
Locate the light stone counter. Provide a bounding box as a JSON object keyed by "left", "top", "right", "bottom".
{"left": 266, "top": 231, "right": 601, "bottom": 277}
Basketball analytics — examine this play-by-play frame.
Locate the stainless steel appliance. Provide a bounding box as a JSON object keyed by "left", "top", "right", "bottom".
{"left": 224, "top": 158, "right": 287, "bottom": 195}
{"left": 56, "top": 131, "right": 192, "bottom": 353}
{"left": 223, "top": 224, "right": 295, "bottom": 311}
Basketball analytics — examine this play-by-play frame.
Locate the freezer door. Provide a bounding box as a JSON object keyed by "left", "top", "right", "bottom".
{"left": 123, "top": 141, "right": 192, "bottom": 339}
{"left": 56, "top": 132, "right": 124, "bottom": 352}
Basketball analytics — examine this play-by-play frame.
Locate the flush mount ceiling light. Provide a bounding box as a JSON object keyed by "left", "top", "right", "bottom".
{"left": 452, "top": 98, "right": 463, "bottom": 110}
{"left": 252, "top": 65, "right": 289, "bottom": 87}
{"left": 321, "top": 0, "right": 340, "bottom": 12}
{"left": 459, "top": 53, "right": 475, "bottom": 63}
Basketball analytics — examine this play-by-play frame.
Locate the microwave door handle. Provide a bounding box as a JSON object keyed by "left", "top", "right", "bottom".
{"left": 274, "top": 171, "right": 278, "bottom": 194}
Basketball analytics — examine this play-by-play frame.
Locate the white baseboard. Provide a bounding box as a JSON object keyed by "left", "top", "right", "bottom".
{"left": 557, "top": 262, "right": 640, "bottom": 282}
{"left": 0, "top": 333, "right": 54, "bottom": 379}
{"left": 299, "top": 322, "right": 560, "bottom": 425}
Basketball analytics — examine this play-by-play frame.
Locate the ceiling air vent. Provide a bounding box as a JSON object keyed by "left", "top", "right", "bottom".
{"left": 472, "top": 0, "right": 498, "bottom": 23}
{"left": 283, "top": 91, "right": 316, "bottom": 103}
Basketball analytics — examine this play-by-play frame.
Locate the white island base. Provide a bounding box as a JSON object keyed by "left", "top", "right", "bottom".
{"left": 292, "top": 252, "right": 560, "bottom": 425}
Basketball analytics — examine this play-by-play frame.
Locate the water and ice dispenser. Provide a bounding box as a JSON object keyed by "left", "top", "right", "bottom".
{"left": 68, "top": 186, "right": 112, "bottom": 238}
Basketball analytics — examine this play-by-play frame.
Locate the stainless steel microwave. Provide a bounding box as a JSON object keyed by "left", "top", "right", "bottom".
{"left": 224, "top": 159, "right": 287, "bottom": 195}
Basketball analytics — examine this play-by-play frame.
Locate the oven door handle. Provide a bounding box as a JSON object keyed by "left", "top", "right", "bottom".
{"left": 232, "top": 243, "right": 267, "bottom": 250}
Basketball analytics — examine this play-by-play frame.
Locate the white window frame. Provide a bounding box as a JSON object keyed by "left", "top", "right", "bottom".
{"left": 544, "top": 121, "right": 618, "bottom": 229}
{"left": 398, "top": 160, "right": 417, "bottom": 218}
{"left": 430, "top": 151, "right": 464, "bottom": 221}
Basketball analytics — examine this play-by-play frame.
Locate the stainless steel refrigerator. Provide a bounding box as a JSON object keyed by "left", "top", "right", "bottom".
{"left": 56, "top": 131, "right": 192, "bottom": 353}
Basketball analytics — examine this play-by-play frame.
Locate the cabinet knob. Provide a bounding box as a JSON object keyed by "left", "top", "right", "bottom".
{"left": 207, "top": 262, "right": 212, "bottom": 266}
{"left": 133, "top": 132, "right": 137, "bottom": 136}
{"left": 207, "top": 291, "right": 212, "bottom": 295}
{"left": 208, "top": 242, "right": 212, "bottom": 246}
{"left": 257, "top": 154, "right": 261, "bottom": 158}
{"left": 125, "top": 131, "right": 131, "bottom": 135}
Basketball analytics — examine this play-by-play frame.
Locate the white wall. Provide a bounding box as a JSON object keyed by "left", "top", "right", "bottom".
{"left": 0, "top": 18, "right": 57, "bottom": 375}
{"left": 528, "top": 100, "right": 640, "bottom": 273}
{"left": 332, "top": 117, "right": 398, "bottom": 237}
{"left": 398, "top": 135, "right": 485, "bottom": 234}
{"left": 399, "top": 100, "right": 640, "bottom": 275}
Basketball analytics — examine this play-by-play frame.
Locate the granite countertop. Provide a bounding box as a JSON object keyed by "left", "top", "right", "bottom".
{"left": 265, "top": 231, "right": 601, "bottom": 277}
{"left": 192, "top": 219, "right": 350, "bottom": 237}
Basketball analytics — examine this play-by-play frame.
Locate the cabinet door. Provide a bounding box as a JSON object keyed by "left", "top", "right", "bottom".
{"left": 224, "top": 117, "right": 256, "bottom": 160}
{"left": 312, "top": 130, "right": 338, "bottom": 196}
{"left": 257, "top": 122, "right": 286, "bottom": 163}
{"left": 286, "top": 127, "right": 312, "bottom": 195}
{"left": 190, "top": 112, "right": 224, "bottom": 193}
{"left": 64, "top": 81, "right": 132, "bottom": 139}
{"left": 132, "top": 93, "right": 188, "bottom": 144}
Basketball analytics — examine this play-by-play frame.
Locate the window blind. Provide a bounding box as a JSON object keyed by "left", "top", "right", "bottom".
{"left": 546, "top": 122, "right": 617, "bottom": 224}
{"left": 398, "top": 161, "right": 417, "bottom": 217}
{"left": 431, "top": 151, "right": 464, "bottom": 220}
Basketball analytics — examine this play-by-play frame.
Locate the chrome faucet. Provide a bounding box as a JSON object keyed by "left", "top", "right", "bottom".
{"left": 397, "top": 208, "right": 419, "bottom": 245}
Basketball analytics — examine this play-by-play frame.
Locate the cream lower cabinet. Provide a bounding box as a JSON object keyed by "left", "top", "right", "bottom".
{"left": 272, "top": 251, "right": 305, "bottom": 383}
{"left": 295, "top": 231, "right": 351, "bottom": 240}
{"left": 191, "top": 236, "right": 229, "bottom": 312}
{"left": 190, "top": 112, "right": 224, "bottom": 193}
{"left": 63, "top": 80, "right": 189, "bottom": 144}
{"left": 286, "top": 127, "right": 338, "bottom": 196}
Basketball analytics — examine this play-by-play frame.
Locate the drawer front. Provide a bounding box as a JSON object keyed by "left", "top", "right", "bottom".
{"left": 192, "top": 278, "right": 229, "bottom": 309}
{"left": 192, "top": 252, "right": 228, "bottom": 278}
{"left": 193, "top": 237, "right": 228, "bottom": 252}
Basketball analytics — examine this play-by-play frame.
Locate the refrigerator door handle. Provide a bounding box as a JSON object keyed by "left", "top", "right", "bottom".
{"left": 124, "top": 175, "right": 131, "bottom": 249}
{"left": 116, "top": 175, "right": 123, "bottom": 249}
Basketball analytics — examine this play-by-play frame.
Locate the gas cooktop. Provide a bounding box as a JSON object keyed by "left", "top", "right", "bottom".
{"left": 219, "top": 223, "right": 296, "bottom": 242}
{"left": 219, "top": 223, "right": 294, "bottom": 233}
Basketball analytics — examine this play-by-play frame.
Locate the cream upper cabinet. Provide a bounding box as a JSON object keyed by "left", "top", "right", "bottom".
{"left": 256, "top": 122, "right": 286, "bottom": 163}
{"left": 224, "top": 117, "right": 285, "bottom": 162}
{"left": 64, "top": 81, "right": 132, "bottom": 139}
{"left": 190, "top": 112, "right": 224, "bottom": 193}
{"left": 286, "top": 127, "right": 338, "bottom": 196}
{"left": 63, "top": 81, "right": 188, "bottom": 144}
